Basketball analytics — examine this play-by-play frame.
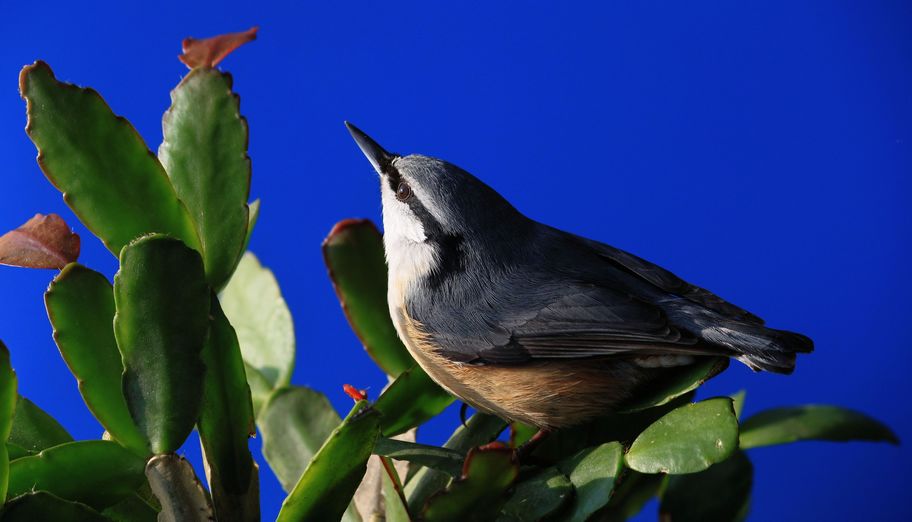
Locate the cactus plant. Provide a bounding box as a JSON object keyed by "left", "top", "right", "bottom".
{"left": 0, "top": 28, "right": 898, "bottom": 522}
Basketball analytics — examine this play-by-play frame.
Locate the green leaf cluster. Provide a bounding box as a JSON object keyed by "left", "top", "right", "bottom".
{"left": 3, "top": 54, "right": 260, "bottom": 520}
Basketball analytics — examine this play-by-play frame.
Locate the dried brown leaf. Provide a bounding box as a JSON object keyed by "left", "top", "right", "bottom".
{"left": 146, "top": 454, "right": 214, "bottom": 522}
{"left": 0, "top": 213, "right": 79, "bottom": 269}
{"left": 179, "top": 27, "right": 258, "bottom": 69}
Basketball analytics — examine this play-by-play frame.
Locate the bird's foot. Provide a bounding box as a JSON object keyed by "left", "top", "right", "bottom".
{"left": 514, "top": 428, "right": 552, "bottom": 463}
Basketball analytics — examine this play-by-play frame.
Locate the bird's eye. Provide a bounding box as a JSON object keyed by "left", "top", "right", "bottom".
{"left": 396, "top": 182, "right": 412, "bottom": 201}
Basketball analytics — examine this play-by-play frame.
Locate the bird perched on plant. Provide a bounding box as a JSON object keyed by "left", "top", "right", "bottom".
{"left": 345, "top": 122, "right": 812, "bottom": 431}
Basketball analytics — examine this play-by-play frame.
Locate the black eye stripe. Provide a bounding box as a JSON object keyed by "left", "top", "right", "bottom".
{"left": 383, "top": 162, "right": 402, "bottom": 192}
{"left": 386, "top": 173, "right": 400, "bottom": 192}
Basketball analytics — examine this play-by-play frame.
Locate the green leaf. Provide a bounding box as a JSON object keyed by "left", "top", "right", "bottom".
{"left": 260, "top": 386, "right": 342, "bottom": 492}
{"left": 45, "top": 264, "right": 147, "bottom": 455}
{"left": 277, "top": 402, "right": 381, "bottom": 522}
{"left": 660, "top": 450, "right": 753, "bottom": 522}
{"left": 114, "top": 235, "right": 210, "bottom": 454}
{"left": 7, "top": 440, "right": 146, "bottom": 510}
{"left": 129, "top": 482, "right": 161, "bottom": 514}
{"left": 731, "top": 389, "right": 746, "bottom": 419}
{"left": 242, "top": 200, "right": 259, "bottom": 253}
{"left": 619, "top": 357, "right": 728, "bottom": 413}
{"left": 19, "top": 61, "right": 200, "bottom": 256}
{"left": 323, "top": 219, "right": 414, "bottom": 377}
{"left": 404, "top": 413, "right": 506, "bottom": 512}
{"left": 374, "top": 438, "right": 464, "bottom": 477}
{"left": 739, "top": 405, "right": 899, "bottom": 449}
{"left": 223, "top": 200, "right": 261, "bottom": 297}
{"left": 596, "top": 471, "right": 665, "bottom": 522}
{"left": 380, "top": 456, "right": 411, "bottom": 522}
{"left": 6, "top": 443, "right": 29, "bottom": 462}
{"left": 556, "top": 442, "right": 624, "bottom": 522}
{"left": 626, "top": 397, "right": 739, "bottom": 475}
{"left": 422, "top": 445, "right": 518, "bottom": 521}
{"left": 343, "top": 504, "right": 363, "bottom": 522}
{"left": 509, "top": 422, "right": 538, "bottom": 448}
{"left": 374, "top": 365, "right": 454, "bottom": 437}
{"left": 145, "top": 454, "right": 214, "bottom": 522}
{"left": 2, "top": 491, "right": 111, "bottom": 521}
{"left": 159, "top": 68, "right": 251, "bottom": 288}
{"left": 244, "top": 363, "right": 272, "bottom": 419}
{"left": 0, "top": 342, "right": 17, "bottom": 501}
{"left": 531, "top": 392, "right": 695, "bottom": 464}
{"left": 498, "top": 467, "right": 572, "bottom": 522}
{"left": 220, "top": 252, "right": 294, "bottom": 390}
{"left": 8, "top": 396, "right": 73, "bottom": 455}
{"left": 101, "top": 494, "right": 158, "bottom": 522}
{"left": 198, "top": 294, "right": 257, "bottom": 522}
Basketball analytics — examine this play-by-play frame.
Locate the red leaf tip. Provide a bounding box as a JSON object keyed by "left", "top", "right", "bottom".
{"left": 323, "top": 218, "right": 378, "bottom": 247}
{"left": 343, "top": 383, "right": 368, "bottom": 402}
{"left": 461, "top": 443, "right": 515, "bottom": 477}
{"left": 179, "top": 26, "right": 258, "bottom": 69}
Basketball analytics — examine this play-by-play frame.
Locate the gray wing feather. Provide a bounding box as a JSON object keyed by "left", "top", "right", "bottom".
{"left": 415, "top": 224, "right": 756, "bottom": 365}
{"left": 474, "top": 285, "right": 728, "bottom": 363}
{"left": 572, "top": 233, "right": 765, "bottom": 325}
{"left": 426, "top": 277, "right": 728, "bottom": 364}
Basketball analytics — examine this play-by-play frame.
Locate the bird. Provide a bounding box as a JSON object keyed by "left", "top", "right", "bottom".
{"left": 345, "top": 122, "right": 813, "bottom": 431}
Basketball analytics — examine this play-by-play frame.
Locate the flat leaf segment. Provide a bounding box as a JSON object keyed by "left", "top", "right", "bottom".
{"left": 114, "top": 235, "right": 209, "bottom": 454}
{"left": 159, "top": 67, "right": 251, "bottom": 288}
{"left": 20, "top": 62, "right": 200, "bottom": 256}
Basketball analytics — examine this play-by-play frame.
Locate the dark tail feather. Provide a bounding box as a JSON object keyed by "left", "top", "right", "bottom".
{"left": 711, "top": 323, "right": 814, "bottom": 374}
{"left": 662, "top": 298, "right": 814, "bottom": 374}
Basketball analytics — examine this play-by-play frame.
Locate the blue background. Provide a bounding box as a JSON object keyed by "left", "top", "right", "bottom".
{"left": 1, "top": 2, "right": 909, "bottom": 520}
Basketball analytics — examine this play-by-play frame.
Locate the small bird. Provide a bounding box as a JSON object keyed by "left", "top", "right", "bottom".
{"left": 345, "top": 122, "right": 813, "bottom": 430}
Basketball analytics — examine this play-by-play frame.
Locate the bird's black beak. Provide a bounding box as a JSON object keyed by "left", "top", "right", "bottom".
{"left": 345, "top": 121, "right": 396, "bottom": 175}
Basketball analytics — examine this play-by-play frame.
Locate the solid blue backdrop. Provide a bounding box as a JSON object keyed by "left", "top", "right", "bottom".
{"left": 1, "top": 2, "right": 909, "bottom": 520}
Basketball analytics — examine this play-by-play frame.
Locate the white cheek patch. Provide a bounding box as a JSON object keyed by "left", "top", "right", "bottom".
{"left": 380, "top": 184, "right": 426, "bottom": 244}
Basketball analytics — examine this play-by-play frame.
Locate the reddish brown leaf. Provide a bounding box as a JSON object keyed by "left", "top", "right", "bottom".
{"left": 179, "top": 27, "right": 258, "bottom": 69}
{"left": 0, "top": 213, "right": 80, "bottom": 269}
{"left": 476, "top": 441, "right": 509, "bottom": 454}
{"left": 422, "top": 444, "right": 519, "bottom": 520}
{"left": 461, "top": 444, "right": 515, "bottom": 477}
